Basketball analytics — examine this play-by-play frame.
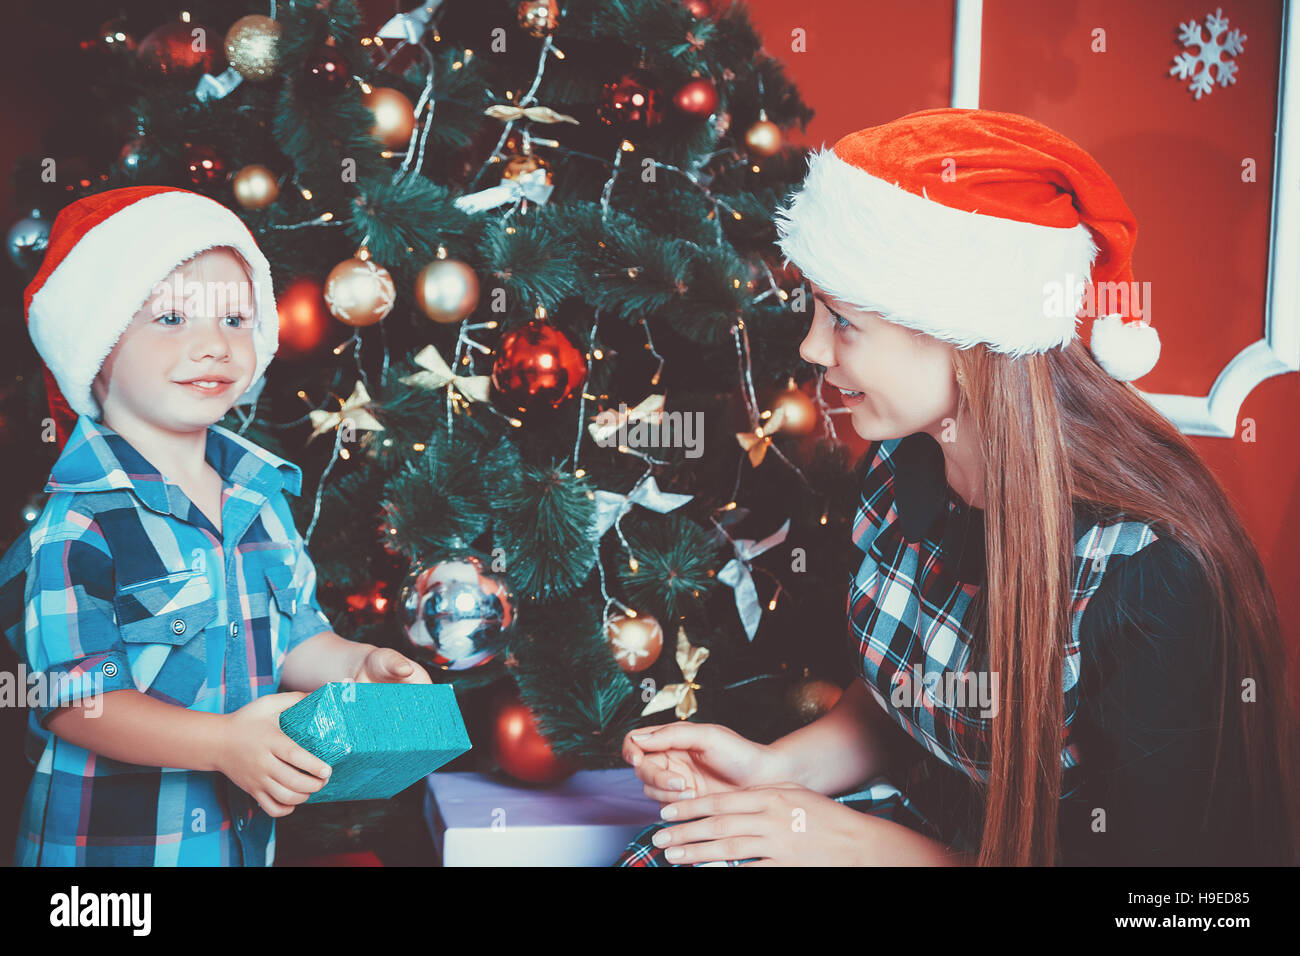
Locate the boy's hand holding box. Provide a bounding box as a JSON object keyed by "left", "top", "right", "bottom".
{"left": 279, "top": 682, "right": 471, "bottom": 803}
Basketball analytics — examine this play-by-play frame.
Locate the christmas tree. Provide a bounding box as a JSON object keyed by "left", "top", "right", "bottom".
{"left": 3, "top": 0, "right": 863, "bottom": 856}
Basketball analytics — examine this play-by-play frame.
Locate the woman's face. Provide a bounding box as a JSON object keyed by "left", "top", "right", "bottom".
{"left": 798, "top": 282, "right": 959, "bottom": 442}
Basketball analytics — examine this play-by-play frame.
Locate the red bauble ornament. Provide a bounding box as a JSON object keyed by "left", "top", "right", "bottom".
{"left": 81, "top": 17, "right": 137, "bottom": 59}
{"left": 182, "top": 144, "right": 226, "bottom": 188}
{"left": 276, "top": 277, "right": 336, "bottom": 361}
{"left": 303, "top": 47, "right": 351, "bottom": 95}
{"left": 138, "top": 21, "right": 219, "bottom": 79}
{"left": 516, "top": 0, "right": 560, "bottom": 38}
{"left": 683, "top": 0, "right": 713, "bottom": 18}
{"left": 491, "top": 320, "right": 588, "bottom": 414}
{"left": 489, "top": 685, "right": 576, "bottom": 785}
{"left": 597, "top": 69, "right": 664, "bottom": 131}
{"left": 344, "top": 580, "right": 391, "bottom": 620}
{"left": 672, "top": 77, "right": 719, "bottom": 118}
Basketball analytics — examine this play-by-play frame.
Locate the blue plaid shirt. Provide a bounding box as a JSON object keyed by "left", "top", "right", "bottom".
{"left": 2, "top": 413, "right": 334, "bottom": 866}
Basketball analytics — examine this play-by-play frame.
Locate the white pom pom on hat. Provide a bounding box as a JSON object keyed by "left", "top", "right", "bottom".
{"left": 1088, "top": 313, "right": 1161, "bottom": 382}
{"left": 774, "top": 107, "right": 1160, "bottom": 380}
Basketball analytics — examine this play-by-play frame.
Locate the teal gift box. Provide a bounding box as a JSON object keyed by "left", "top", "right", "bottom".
{"left": 278, "top": 682, "right": 471, "bottom": 803}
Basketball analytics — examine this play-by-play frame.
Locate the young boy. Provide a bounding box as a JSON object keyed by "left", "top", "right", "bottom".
{"left": 1, "top": 185, "right": 429, "bottom": 866}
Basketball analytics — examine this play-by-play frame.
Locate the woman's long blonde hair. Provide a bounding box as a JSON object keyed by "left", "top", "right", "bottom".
{"left": 951, "top": 337, "right": 1300, "bottom": 866}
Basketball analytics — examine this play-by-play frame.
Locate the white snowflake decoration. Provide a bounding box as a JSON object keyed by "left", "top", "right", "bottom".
{"left": 1170, "top": 8, "right": 1247, "bottom": 100}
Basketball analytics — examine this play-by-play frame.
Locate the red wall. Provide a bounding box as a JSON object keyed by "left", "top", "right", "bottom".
{"left": 746, "top": 0, "right": 1300, "bottom": 663}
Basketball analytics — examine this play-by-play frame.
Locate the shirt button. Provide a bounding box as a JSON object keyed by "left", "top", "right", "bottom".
{"left": 171, "top": 618, "right": 186, "bottom": 635}
{"left": 230, "top": 621, "right": 239, "bottom": 637}
{"left": 236, "top": 817, "right": 246, "bottom": 832}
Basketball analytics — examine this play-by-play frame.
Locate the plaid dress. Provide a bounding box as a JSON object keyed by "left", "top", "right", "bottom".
{"left": 0, "top": 413, "right": 334, "bottom": 866}
{"left": 615, "top": 432, "right": 1231, "bottom": 866}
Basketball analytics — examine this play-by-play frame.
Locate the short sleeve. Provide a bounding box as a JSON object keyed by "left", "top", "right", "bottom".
{"left": 1059, "top": 536, "right": 1252, "bottom": 865}
{"left": 284, "top": 526, "right": 334, "bottom": 656}
{"left": 22, "top": 522, "right": 137, "bottom": 725}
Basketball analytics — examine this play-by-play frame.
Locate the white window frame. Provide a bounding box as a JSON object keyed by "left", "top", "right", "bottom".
{"left": 951, "top": 0, "right": 1300, "bottom": 437}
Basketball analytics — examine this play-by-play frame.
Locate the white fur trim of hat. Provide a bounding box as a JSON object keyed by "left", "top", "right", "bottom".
{"left": 774, "top": 147, "right": 1100, "bottom": 359}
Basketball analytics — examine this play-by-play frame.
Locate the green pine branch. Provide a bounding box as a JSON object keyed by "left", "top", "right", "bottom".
{"left": 493, "top": 464, "right": 598, "bottom": 603}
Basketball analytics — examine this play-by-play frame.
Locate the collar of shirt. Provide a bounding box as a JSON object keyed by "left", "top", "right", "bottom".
{"left": 44, "top": 413, "right": 303, "bottom": 517}
{"left": 886, "top": 432, "right": 1103, "bottom": 584}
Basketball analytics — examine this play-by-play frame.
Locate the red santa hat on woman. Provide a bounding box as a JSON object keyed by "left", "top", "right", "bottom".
{"left": 774, "top": 107, "right": 1160, "bottom": 382}
{"left": 23, "top": 185, "right": 279, "bottom": 449}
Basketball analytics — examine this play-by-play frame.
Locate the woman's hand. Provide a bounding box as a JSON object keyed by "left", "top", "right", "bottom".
{"left": 353, "top": 647, "right": 432, "bottom": 684}
{"left": 216, "top": 692, "right": 332, "bottom": 818}
{"left": 649, "top": 784, "right": 882, "bottom": 866}
{"left": 651, "top": 783, "right": 971, "bottom": 866}
{"left": 622, "top": 723, "right": 793, "bottom": 804}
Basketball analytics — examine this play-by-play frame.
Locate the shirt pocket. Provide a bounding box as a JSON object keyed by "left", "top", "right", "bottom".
{"left": 264, "top": 564, "right": 301, "bottom": 660}
{"left": 114, "top": 568, "right": 217, "bottom": 706}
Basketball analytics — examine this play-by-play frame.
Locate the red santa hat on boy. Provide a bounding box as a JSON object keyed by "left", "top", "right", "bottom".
{"left": 23, "top": 185, "right": 279, "bottom": 448}
{"left": 774, "top": 107, "right": 1160, "bottom": 382}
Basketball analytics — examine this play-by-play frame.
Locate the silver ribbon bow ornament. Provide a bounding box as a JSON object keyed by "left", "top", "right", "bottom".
{"left": 195, "top": 66, "right": 243, "bottom": 102}
{"left": 717, "top": 519, "right": 791, "bottom": 641}
{"left": 376, "top": 1, "right": 444, "bottom": 43}
{"left": 453, "top": 166, "right": 554, "bottom": 214}
{"left": 592, "top": 475, "right": 692, "bottom": 539}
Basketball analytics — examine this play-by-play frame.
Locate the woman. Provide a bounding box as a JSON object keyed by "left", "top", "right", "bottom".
{"left": 613, "top": 108, "right": 1300, "bottom": 867}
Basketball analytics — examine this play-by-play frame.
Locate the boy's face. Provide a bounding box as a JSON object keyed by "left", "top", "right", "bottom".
{"left": 92, "top": 246, "right": 258, "bottom": 434}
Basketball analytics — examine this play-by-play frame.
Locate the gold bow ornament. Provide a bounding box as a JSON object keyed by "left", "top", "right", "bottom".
{"left": 588, "top": 393, "right": 665, "bottom": 446}
{"left": 399, "top": 344, "right": 492, "bottom": 405}
{"left": 735, "top": 405, "right": 786, "bottom": 467}
{"left": 308, "top": 380, "right": 386, "bottom": 442}
{"left": 641, "top": 627, "right": 710, "bottom": 720}
{"left": 483, "top": 104, "right": 580, "bottom": 126}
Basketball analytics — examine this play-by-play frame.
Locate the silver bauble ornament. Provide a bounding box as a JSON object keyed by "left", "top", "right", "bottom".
{"left": 400, "top": 553, "right": 516, "bottom": 670}
{"left": 6, "top": 212, "right": 49, "bottom": 271}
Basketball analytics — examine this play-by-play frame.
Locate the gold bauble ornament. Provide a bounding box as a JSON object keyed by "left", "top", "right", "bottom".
{"left": 362, "top": 87, "right": 416, "bottom": 148}
{"left": 224, "top": 14, "right": 281, "bottom": 82}
{"left": 501, "top": 152, "right": 552, "bottom": 185}
{"left": 771, "top": 384, "right": 817, "bottom": 436}
{"left": 324, "top": 256, "right": 396, "bottom": 326}
{"left": 517, "top": 0, "right": 560, "bottom": 38}
{"left": 787, "top": 677, "right": 842, "bottom": 725}
{"left": 415, "top": 258, "right": 480, "bottom": 324}
{"left": 744, "top": 118, "right": 783, "bottom": 158}
{"left": 231, "top": 164, "right": 279, "bottom": 210}
{"left": 605, "top": 613, "right": 664, "bottom": 674}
